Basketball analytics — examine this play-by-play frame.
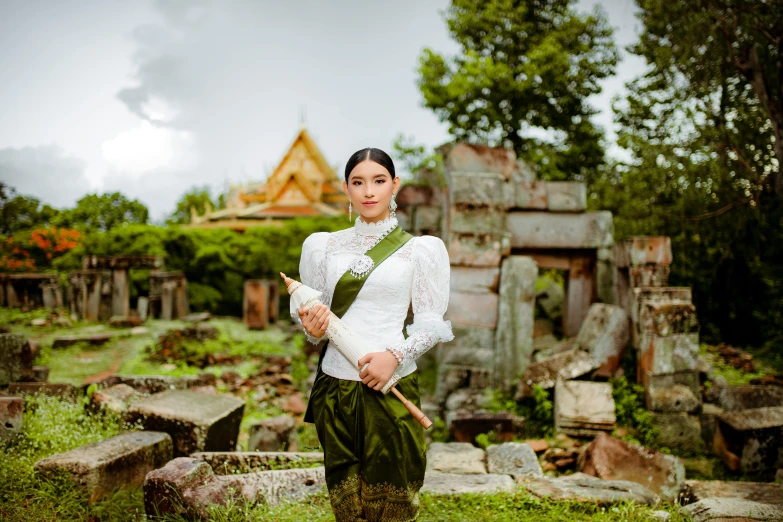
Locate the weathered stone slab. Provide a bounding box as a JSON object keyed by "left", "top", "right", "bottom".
{"left": 144, "top": 457, "right": 325, "bottom": 517}
{"left": 715, "top": 386, "right": 783, "bottom": 412}
{"left": 494, "top": 256, "right": 537, "bottom": 389}
{"left": 533, "top": 338, "right": 576, "bottom": 363}
{"left": 514, "top": 181, "right": 548, "bottom": 209}
{"left": 191, "top": 452, "right": 324, "bottom": 475}
{"left": 647, "top": 384, "right": 700, "bottom": 413}
{"left": 681, "top": 498, "right": 783, "bottom": 522}
{"left": 546, "top": 182, "right": 587, "bottom": 212}
{"left": 93, "top": 374, "right": 216, "bottom": 394}
{"left": 486, "top": 442, "right": 543, "bottom": 478}
{"left": 555, "top": 380, "right": 616, "bottom": 437}
{"left": 52, "top": 332, "right": 114, "bottom": 349}
{"left": 0, "top": 396, "right": 24, "bottom": 440}
{"left": 421, "top": 471, "right": 515, "bottom": 495}
{"left": 450, "top": 267, "right": 500, "bottom": 294}
{"left": 0, "top": 333, "right": 32, "bottom": 386}
{"left": 714, "top": 406, "right": 783, "bottom": 474}
{"left": 445, "top": 290, "right": 498, "bottom": 329}
{"left": 127, "top": 390, "right": 244, "bottom": 456}
{"left": 578, "top": 432, "right": 685, "bottom": 502}
{"left": 630, "top": 287, "right": 692, "bottom": 331}
{"left": 450, "top": 205, "right": 506, "bottom": 234}
{"left": 442, "top": 143, "right": 519, "bottom": 179}
{"left": 90, "top": 384, "right": 144, "bottom": 414}
{"left": 575, "top": 303, "right": 629, "bottom": 376}
{"left": 629, "top": 265, "right": 670, "bottom": 288}
{"left": 516, "top": 349, "right": 600, "bottom": 399}
{"left": 8, "top": 382, "right": 79, "bottom": 399}
{"left": 643, "top": 371, "right": 701, "bottom": 405}
{"left": 35, "top": 431, "right": 172, "bottom": 502}
{"left": 448, "top": 411, "right": 521, "bottom": 445}
{"left": 426, "top": 442, "right": 487, "bottom": 474}
{"left": 680, "top": 480, "right": 783, "bottom": 506}
{"left": 414, "top": 205, "right": 441, "bottom": 232}
{"left": 506, "top": 211, "right": 614, "bottom": 249}
{"left": 616, "top": 237, "right": 672, "bottom": 267}
{"left": 638, "top": 333, "right": 699, "bottom": 377}
{"left": 651, "top": 412, "right": 703, "bottom": 452}
{"left": 637, "top": 301, "right": 699, "bottom": 338}
{"left": 519, "top": 473, "right": 660, "bottom": 506}
{"left": 449, "top": 171, "right": 506, "bottom": 206}
{"left": 248, "top": 415, "right": 299, "bottom": 452}
{"left": 447, "top": 232, "right": 511, "bottom": 267}
{"left": 700, "top": 403, "right": 724, "bottom": 447}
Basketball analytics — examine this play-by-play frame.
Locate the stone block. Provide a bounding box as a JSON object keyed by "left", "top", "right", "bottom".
{"left": 450, "top": 267, "right": 500, "bottom": 294}
{"left": 700, "top": 403, "right": 724, "bottom": 448}
{"left": 638, "top": 333, "right": 699, "bottom": 377}
{"left": 52, "top": 332, "right": 114, "bottom": 349}
{"left": 646, "top": 384, "right": 700, "bottom": 413}
{"left": 546, "top": 182, "right": 587, "bottom": 212}
{"left": 651, "top": 412, "right": 703, "bottom": 452}
{"left": 248, "top": 416, "right": 299, "bottom": 452}
{"left": 533, "top": 338, "right": 576, "bottom": 363}
{"left": 439, "top": 346, "right": 494, "bottom": 372}
{"left": 578, "top": 432, "right": 685, "bottom": 502}
{"left": 415, "top": 205, "right": 442, "bottom": 232}
{"left": 0, "top": 333, "right": 32, "bottom": 386}
{"left": 35, "top": 431, "right": 172, "bottom": 502}
{"left": 680, "top": 480, "right": 783, "bottom": 506}
{"left": 715, "top": 385, "right": 783, "bottom": 412}
{"left": 494, "top": 256, "right": 537, "bottom": 389}
{"left": 422, "top": 471, "right": 515, "bottom": 495}
{"left": 714, "top": 406, "right": 783, "bottom": 474}
{"left": 448, "top": 412, "right": 521, "bottom": 445}
{"left": 449, "top": 171, "right": 506, "bottom": 206}
{"left": 680, "top": 498, "right": 783, "bottom": 522}
{"left": 127, "top": 390, "right": 245, "bottom": 456}
{"left": 442, "top": 325, "right": 496, "bottom": 353}
{"left": 426, "top": 442, "right": 487, "bottom": 474}
{"left": 642, "top": 371, "right": 701, "bottom": 404}
{"left": 629, "top": 265, "right": 670, "bottom": 288}
{"left": 32, "top": 366, "right": 49, "bottom": 382}
{"left": 555, "top": 380, "right": 616, "bottom": 437}
{"left": 395, "top": 184, "right": 435, "bottom": 206}
{"left": 90, "top": 384, "right": 144, "bottom": 414}
{"left": 506, "top": 211, "right": 614, "bottom": 249}
{"left": 445, "top": 290, "right": 498, "bottom": 329}
{"left": 450, "top": 205, "right": 506, "bottom": 234}
{"left": 516, "top": 349, "right": 599, "bottom": 399}
{"left": 637, "top": 301, "right": 699, "bottom": 338}
{"left": 630, "top": 287, "right": 692, "bottom": 326}
{"left": 514, "top": 181, "right": 548, "bottom": 209}
{"left": 616, "top": 237, "right": 673, "bottom": 267}
{"left": 447, "top": 232, "right": 511, "bottom": 267}
{"left": 486, "top": 442, "right": 543, "bottom": 478}
{"left": 518, "top": 473, "right": 660, "bottom": 506}
{"left": 244, "top": 280, "right": 270, "bottom": 330}
{"left": 8, "top": 382, "right": 79, "bottom": 399}
{"left": 93, "top": 373, "right": 216, "bottom": 394}
{"left": 442, "top": 143, "right": 519, "bottom": 179}
{"left": 575, "top": 303, "right": 630, "bottom": 376}
{"left": 191, "top": 452, "right": 324, "bottom": 475}
{"left": 0, "top": 396, "right": 24, "bottom": 440}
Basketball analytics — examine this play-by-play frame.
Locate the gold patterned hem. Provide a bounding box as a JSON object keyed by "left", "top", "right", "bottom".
{"left": 329, "top": 474, "right": 423, "bottom": 522}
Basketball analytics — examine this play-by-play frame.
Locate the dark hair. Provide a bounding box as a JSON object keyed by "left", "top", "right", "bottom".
{"left": 344, "top": 148, "right": 396, "bottom": 182}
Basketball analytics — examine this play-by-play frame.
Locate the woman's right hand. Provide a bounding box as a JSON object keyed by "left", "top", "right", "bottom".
{"left": 298, "top": 304, "right": 330, "bottom": 338}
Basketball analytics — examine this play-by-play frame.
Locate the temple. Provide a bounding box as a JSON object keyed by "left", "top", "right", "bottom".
{"left": 190, "top": 127, "right": 348, "bottom": 229}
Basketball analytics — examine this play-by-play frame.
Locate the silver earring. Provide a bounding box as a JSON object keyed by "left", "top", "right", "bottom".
{"left": 349, "top": 201, "right": 352, "bottom": 221}
{"left": 389, "top": 194, "right": 397, "bottom": 218}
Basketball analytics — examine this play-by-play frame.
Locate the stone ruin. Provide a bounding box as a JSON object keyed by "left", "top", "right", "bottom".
{"left": 243, "top": 279, "right": 280, "bottom": 330}
{"left": 0, "top": 273, "right": 62, "bottom": 310}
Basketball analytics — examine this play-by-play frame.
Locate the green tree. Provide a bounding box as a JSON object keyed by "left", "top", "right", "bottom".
{"left": 417, "top": 0, "right": 618, "bottom": 181}
{"left": 166, "top": 186, "right": 220, "bottom": 225}
{"left": 0, "top": 186, "right": 60, "bottom": 235}
{"left": 54, "top": 192, "right": 149, "bottom": 232}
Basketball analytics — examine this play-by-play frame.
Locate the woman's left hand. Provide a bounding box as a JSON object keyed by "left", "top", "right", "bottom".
{"left": 358, "top": 351, "right": 399, "bottom": 391}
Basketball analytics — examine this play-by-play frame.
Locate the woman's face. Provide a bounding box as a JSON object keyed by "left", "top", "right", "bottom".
{"left": 342, "top": 160, "right": 401, "bottom": 223}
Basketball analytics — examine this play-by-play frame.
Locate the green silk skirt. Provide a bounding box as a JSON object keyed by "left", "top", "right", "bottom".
{"left": 310, "top": 370, "right": 427, "bottom": 522}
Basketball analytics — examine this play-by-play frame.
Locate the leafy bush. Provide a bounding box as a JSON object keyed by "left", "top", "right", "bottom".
{"left": 611, "top": 376, "right": 658, "bottom": 446}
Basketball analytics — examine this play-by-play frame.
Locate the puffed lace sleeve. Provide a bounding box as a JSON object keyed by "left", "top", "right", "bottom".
{"left": 390, "top": 235, "right": 454, "bottom": 369}
{"left": 290, "top": 232, "right": 330, "bottom": 344}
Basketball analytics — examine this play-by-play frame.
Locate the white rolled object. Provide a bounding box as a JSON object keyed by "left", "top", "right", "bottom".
{"left": 282, "top": 274, "right": 400, "bottom": 394}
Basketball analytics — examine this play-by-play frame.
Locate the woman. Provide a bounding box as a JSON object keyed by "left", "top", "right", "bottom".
{"left": 292, "top": 147, "right": 453, "bottom": 521}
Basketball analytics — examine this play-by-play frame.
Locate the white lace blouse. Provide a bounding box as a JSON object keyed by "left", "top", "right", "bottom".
{"left": 290, "top": 216, "right": 454, "bottom": 381}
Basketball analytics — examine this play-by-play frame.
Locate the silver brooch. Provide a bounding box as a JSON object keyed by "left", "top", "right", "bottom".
{"left": 348, "top": 254, "right": 375, "bottom": 278}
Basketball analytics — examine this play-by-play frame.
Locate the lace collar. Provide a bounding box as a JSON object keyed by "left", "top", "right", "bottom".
{"left": 354, "top": 215, "right": 398, "bottom": 236}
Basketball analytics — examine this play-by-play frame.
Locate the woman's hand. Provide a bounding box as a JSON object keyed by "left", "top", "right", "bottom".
{"left": 298, "top": 304, "right": 330, "bottom": 338}
{"left": 358, "top": 350, "right": 400, "bottom": 391}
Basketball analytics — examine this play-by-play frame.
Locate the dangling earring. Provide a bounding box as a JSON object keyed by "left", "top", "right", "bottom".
{"left": 349, "top": 201, "right": 352, "bottom": 222}
{"left": 389, "top": 193, "right": 397, "bottom": 219}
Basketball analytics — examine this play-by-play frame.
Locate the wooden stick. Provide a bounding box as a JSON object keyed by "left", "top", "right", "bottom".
{"left": 390, "top": 386, "right": 433, "bottom": 429}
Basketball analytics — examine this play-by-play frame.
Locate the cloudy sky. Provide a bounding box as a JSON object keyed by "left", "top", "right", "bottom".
{"left": 0, "top": 0, "right": 645, "bottom": 220}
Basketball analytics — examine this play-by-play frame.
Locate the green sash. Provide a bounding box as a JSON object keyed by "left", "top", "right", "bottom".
{"left": 304, "top": 225, "right": 413, "bottom": 423}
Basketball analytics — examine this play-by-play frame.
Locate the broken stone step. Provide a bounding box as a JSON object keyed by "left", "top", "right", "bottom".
{"left": 518, "top": 473, "right": 660, "bottom": 506}
{"left": 680, "top": 480, "right": 783, "bottom": 506}
{"left": 714, "top": 406, "right": 783, "bottom": 474}
{"left": 34, "top": 431, "right": 172, "bottom": 502}
{"left": 126, "top": 390, "right": 244, "bottom": 456}
{"left": 0, "top": 396, "right": 24, "bottom": 440}
{"left": 680, "top": 498, "right": 783, "bottom": 522}
{"left": 486, "top": 442, "right": 543, "bottom": 479}
{"left": 421, "top": 471, "right": 515, "bottom": 495}
{"left": 555, "top": 380, "right": 616, "bottom": 437}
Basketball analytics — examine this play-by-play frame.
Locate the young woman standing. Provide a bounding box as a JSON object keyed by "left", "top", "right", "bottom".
{"left": 292, "top": 148, "right": 452, "bottom": 521}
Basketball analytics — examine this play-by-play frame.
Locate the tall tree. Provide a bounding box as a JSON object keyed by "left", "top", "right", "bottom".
{"left": 55, "top": 192, "right": 149, "bottom": 232}
{"left": 167, "top": 187, "right": 221, "bottom": 225}
{"left": 417, "top": 0, "right": 618, "bottom": 181}
{"left": 0, "top": 185, "right": 60, "bottom": 235}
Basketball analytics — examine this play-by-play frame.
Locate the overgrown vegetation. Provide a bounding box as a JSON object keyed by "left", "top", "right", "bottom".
{"left": 610, "top": 377, "right": 657, "bottom": 447}
{"left": 487, "top": 384, "right": 555, "bottom": 439}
